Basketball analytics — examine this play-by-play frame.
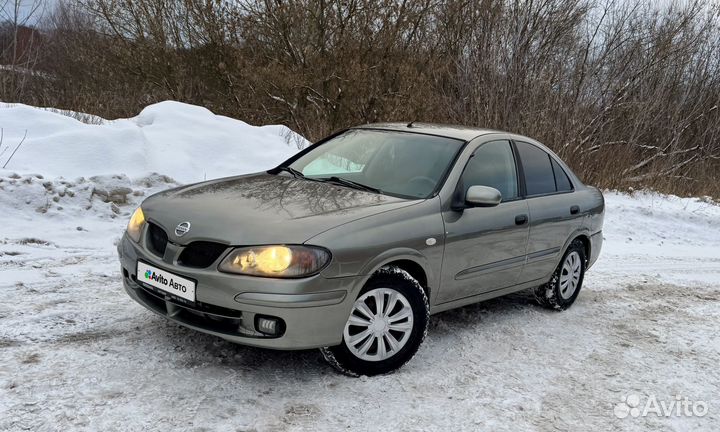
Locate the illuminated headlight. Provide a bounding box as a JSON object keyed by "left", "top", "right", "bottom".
{"left": 126, "top": 207, "right": 146, "bottom": 243}
{"left": 218, "top": 245, "right": 330, "bottom": 278}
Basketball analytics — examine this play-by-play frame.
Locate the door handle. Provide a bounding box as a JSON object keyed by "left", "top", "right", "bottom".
{"left": 570, "top": 205, "right": 580, "bottom": 215}
{"left": 515, "top": 214, "right": 528, "bottom": 225}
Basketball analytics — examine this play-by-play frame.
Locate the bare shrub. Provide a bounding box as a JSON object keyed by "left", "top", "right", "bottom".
{"left": 1, "top": 0, "right": 719, "bottom": 197}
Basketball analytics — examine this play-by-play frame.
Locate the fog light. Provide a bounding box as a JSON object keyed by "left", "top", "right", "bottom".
{"left": 255, "top": 316, "right": 281, "bottom": 336}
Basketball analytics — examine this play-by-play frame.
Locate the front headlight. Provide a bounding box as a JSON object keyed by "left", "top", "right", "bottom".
{"left": 218, "top": 245, "right": 330, "bottom": 278}
{"left": 126, "top": 207, "right": 146, "bottom": 243}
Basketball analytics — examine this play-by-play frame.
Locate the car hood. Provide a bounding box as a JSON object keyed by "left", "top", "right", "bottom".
{"left": 141, "top": 173, "right": 417, "bottom": 245}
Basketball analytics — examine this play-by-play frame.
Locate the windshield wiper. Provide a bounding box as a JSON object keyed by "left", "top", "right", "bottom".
{"left": 319, "top": 176, "right": 382, "bottom": 194}
{"left": 276, "top": 166, "right": 305, "bottom": 179}
{"left": 275, "top": 168, "right": 379, "bottom": 193}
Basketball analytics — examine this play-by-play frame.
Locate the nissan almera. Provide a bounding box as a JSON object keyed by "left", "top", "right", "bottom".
{"left": 118, "top": 123, "right": 604, "bottom": 376}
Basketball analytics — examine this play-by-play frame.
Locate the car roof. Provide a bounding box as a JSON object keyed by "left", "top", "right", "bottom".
{"left": 354, "top": 122, "right": 506, "bottom": 141}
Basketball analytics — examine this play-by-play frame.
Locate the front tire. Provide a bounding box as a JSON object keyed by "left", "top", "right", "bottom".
{"left": 534, "top": 239, "right": 586, "bottom": 310}
{"left": 321, "top": 266, "right": 429, "bottom": 376}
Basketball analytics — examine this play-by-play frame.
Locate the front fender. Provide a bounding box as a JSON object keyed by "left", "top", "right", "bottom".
{"left": 358, "top": 247, "right": 429, "bottom": 276}
{"left": 308, "top": 198, "right": 445, "bottom": 303}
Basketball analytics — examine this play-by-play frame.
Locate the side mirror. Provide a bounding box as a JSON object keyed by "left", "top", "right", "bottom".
{"left": 465, "top": 185, "right": 502, "bottom": 207}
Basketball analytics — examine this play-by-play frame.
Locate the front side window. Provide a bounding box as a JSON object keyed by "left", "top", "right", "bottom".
{"left": 288, "top": 129, "right": 464, "bottom": 198}
{"left": 460, "top": 140, "right": 518, "bottom": 201}
{"left": 516, "top": 142, "right": 556, "bottom": 196}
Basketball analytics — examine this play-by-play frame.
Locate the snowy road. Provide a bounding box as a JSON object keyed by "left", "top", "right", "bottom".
{"left": 1, "top": 174, "right": 719, "bottom": 432}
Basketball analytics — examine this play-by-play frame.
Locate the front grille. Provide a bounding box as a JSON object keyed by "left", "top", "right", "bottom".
{"left": 178, "top": 241, "right": 228, "bottom": 268}
{"left": 147, "top": 222, "right": 168, "bottom": 257}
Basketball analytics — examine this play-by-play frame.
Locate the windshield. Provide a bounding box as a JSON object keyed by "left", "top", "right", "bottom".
{"left": 287, "top": 129, "right": 465, "bottom": 199}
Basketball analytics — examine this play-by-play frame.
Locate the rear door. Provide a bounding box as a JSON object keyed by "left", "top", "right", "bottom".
{"left": 514, "top": 141, "right": 583, "bottom": 283}
{"left": 438, "top": 140, "right": 530, "bottom": 304}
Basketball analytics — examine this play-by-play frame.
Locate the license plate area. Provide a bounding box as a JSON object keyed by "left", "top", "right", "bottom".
{"left": 136, "top": 261, "right": 196, "bottom": 303}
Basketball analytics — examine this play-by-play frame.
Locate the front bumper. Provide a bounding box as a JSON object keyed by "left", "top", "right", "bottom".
{"left": 118, "top": 233, "right": 362, "bottom": 350}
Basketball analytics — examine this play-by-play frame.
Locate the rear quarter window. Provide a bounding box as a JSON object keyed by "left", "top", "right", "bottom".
{"left": 551, "top": 159, "right": 573, "bottom": 191}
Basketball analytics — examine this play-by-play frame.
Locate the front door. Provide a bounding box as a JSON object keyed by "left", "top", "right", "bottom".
{"left": 437, "top": 140, "right": 530, "bottom": 304}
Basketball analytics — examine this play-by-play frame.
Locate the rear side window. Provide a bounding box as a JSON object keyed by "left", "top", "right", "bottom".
{"left": 516, "top": 142, "right": 556, "bottom": 196}
{"left": 551, "top": 159, "right": 573, "bottom": 191}
{"left": 461, "top": 140, "right": 518, "bottom": 201}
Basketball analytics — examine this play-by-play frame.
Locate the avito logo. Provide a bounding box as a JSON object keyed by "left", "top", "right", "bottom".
{"left": 145, "top": 270, "right": 187, "bottom": 292}
{"left": 144, "top": 270, "right": 168, "bottom": 285}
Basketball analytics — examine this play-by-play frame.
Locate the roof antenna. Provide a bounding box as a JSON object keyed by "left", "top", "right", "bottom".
{"left": 407, "top": 120, "right": 416, "bottom": 128}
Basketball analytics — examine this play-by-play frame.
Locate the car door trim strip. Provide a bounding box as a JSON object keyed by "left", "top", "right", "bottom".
{"left": 455, "top": 255, "right": 526, "bottom": 280}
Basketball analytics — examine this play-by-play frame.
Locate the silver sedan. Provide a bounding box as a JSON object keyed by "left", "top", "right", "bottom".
{"left": 118, "top": 123, "right": 604, "bottom": 376}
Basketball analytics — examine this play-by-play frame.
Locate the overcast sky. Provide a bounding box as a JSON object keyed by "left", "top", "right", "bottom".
{"left": 1, "top": 0, "right": 50, "bottom": 26}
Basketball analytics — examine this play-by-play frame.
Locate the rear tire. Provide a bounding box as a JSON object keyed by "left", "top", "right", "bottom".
{"left": 321, "top": 266, "right": 429, "bottom": 376}
{"left": 534, "top": 239, "right": 586, "bottom": 310}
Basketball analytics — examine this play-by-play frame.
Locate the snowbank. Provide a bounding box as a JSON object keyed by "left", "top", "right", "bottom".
{"left": 0, "top": 101, "right": 306, "bottom": 183}
{"left": 0, "top": 173, "right": 178, "bottom": 224}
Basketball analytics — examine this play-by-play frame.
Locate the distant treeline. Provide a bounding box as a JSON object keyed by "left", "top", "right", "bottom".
{"left": 2, "top": 0, "right": 719, "bottom": 197}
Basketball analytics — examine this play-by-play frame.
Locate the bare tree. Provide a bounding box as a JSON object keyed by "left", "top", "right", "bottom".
{"left": 2, "top": 0, "right": 720, "bottom": 196}
{"left": 0, "top": 0, "right": 45, "bottom": 98}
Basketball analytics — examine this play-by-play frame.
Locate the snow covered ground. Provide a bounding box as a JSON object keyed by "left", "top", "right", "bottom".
{"left": 1, "top": 103, "right": 719, "bottom": 431}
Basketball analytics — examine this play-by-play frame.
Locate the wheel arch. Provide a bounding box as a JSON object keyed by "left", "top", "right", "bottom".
{"left": 573, "top": 233, "right": 591, "bottom": 263}
{"left": 358, "top": 249, "right": 432, "bottom": 300}
{"left": 382, "top": 259, "right": 429, "bottom": 296}
{"left": 556, "top": 229, "right": 592, "bottom": 269}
